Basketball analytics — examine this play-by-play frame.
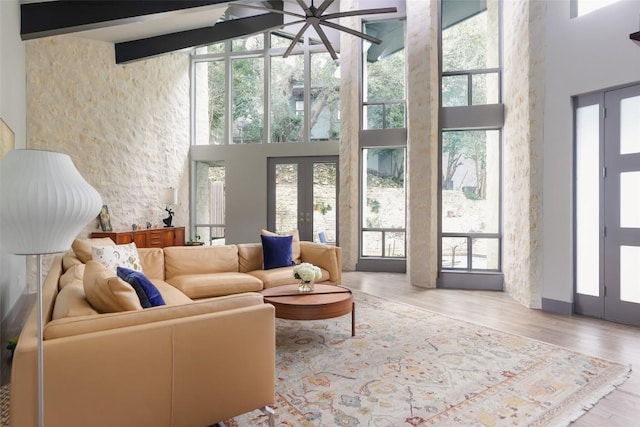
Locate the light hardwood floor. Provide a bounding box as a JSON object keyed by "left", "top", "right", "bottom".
{"left": 341, "top": 271, "right": 639, "bottom": 427}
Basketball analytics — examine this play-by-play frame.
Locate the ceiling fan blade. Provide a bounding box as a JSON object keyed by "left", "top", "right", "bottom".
{"left": 311, "top": 22, "right": 338, "bottom": 60}
{"left": 320, "top": 20, "right": 383, "bottom": 44}
{"left": 321, "top": 7, "right": 397, "bottom": 20}
{"left": 283, "top": 21, "right": 310, "bottom": 58}
{"left": 316, "top": 0, "right": 336, "bottom": 15}
{"left": 295, "top": 0, "right": 312, "bottom": 16}
{"left": 228, "top": 2, "right": 306, "bottom": 20}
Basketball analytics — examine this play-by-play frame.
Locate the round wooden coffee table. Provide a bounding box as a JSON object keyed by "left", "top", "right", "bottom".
{"left": 261, "top": 284, "right": 355, "bottom": 336}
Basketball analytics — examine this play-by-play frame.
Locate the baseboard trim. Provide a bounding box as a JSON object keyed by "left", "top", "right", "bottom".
{"left": 541, "top": 298, "right": 573, "bottom": 316}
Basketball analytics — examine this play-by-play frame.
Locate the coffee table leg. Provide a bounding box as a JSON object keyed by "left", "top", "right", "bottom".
{"left": 351, "top": 302, "right": 355, "bottom": 337}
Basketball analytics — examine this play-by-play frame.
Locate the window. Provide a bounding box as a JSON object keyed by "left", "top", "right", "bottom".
{"left": 362, "top": 19, "right": 406, "bottom": 130}
{"left": 359, "top": 18, "right": 407, "bottom": 270}
{"left": 571, "top": 0, "right": 622, "bottom": 17}
{"left": 192, "top": 30, "right": 340, "bottom": 145}
{"left": 194, "top": 161, "right": 226, "bottom": 245}
{"left": 439, "top": 0, "right": 503, "bottom": 284}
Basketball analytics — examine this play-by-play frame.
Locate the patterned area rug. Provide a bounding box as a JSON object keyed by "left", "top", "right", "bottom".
{"left": 225, "top": 291, "right": 631, "bottom": 426}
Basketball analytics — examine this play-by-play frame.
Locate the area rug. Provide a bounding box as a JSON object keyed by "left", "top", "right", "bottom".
{"left": 225, "top": 290, "right": 631, "bottom": 427}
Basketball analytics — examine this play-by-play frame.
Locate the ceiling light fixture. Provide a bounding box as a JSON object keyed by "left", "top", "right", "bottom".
{"left": 233, "top": 0, "right": 397, "bottom": 59}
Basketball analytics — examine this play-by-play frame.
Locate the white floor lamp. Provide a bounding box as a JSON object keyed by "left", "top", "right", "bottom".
{"left": 0, "top": 149, "right": 102, "bottom": 427}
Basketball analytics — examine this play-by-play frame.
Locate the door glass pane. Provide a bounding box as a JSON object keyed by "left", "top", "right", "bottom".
{"left": 232, "top": 58, "right": 263, "bottom": 144}
{"left": 576, "top": 104, "right": 600, "bottom": 296}
{"left": 310, "top": 53, "right": 340, "bottom": 141}
{"left": 385, "top": 231, "right": 405, "bottom": 257}
{"left": 472, "top": 238, "right": 499, "bottom": 270}
{"left": 620, "top": 171, "right": 640, "bottom": 229}
{"left": 275, "top": 164, "right": 298, "bottom": 233}
{"left": 313, "top": 163, "right": 336, "bottom": 244}
{"left": 362, "top": 231, "right": 382, "bottom": 256}
{"left": 271, "top": 55, "right": 304, "bottom": 143}
{"left": 620, "top": 95, "right": 640, "bottom": 155}
{"left": 442, "top": 237, "right": 468, "bottom": 269}
{"left": 361, "top": 148, "right": 406, "bottom": 258}
{"left": 620, "top": 245, "right": 640, "bottom": 303}
{"left": 194, "top": 161, "right": 225, "bottom": 245}
{"left": 194, "top": 61, "right": 225, "bottom": 145}
{"left": 442, "top": 130, "right": 500, "bottom": 234}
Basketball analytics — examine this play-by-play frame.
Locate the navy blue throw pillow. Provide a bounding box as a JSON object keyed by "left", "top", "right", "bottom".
{"left": 116, "top": 267, "right": 166, "bottom": 308}
{"left": 261, "top": 234, "right": 295, "bottom": 270}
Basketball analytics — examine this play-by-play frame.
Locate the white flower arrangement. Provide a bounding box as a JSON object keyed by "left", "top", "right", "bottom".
{"left": 293, "top": 262, "right": 322, "bottom": 283}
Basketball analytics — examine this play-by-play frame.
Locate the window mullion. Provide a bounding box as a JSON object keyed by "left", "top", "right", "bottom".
{"left": 303, "top": 36, "right": 311, "bottom": 143}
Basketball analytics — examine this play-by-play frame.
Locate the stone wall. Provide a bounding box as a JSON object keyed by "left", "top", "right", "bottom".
{"left": 502, "top": 0, "right": 546, "bottom": 308}
{"left": 25, "top": 36, "right": 191, "bottom": 236}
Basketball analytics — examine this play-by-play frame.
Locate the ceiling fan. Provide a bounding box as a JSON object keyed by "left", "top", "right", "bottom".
{"left": 232, "top": 0, "right": 397, "bottom": 59}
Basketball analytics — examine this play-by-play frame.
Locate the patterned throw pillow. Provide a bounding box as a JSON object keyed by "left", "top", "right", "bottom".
{"left": 91, "top": 243, "right": 143, "bottom": 273}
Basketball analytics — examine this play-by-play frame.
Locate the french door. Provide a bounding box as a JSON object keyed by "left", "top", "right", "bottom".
{"left": 267, "top": 156, "right": 338, "bottom": 244}
{"left": 575, "top": 84, "right": 640, "bottom": 326}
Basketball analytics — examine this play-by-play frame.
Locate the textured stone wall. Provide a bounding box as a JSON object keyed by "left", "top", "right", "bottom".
{"left": 25, "top": 36, "right": 191, "bottom": 237}
{"left": 406, "top": 0, "right": 439, "bottom": 287}
{"left": 338, "top": 0, "right": 361, "bottom": 271}
{"left": 502, "top": 0, "right": 546, "bottom": 308}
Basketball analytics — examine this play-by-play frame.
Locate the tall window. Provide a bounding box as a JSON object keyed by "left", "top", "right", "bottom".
{"left": 571, "top": 0, "right": 622, "bottom": 17}
{"left": 192, "top": 31, "right": 340, "bottom": 145}
{"left": 439, "top": 0, "right": 503, "bottom": 283}
{"left": 359, "top": 18, "right": 407, "bottom": 270}
{"left": 194, "top": 161, "right": 226, "bottom": 245}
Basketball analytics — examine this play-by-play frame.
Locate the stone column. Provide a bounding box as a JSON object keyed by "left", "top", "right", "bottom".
{"left": 502, "top": 0, "right": 546, "bottom": 308}
{"left": 338, "top": 0, "right": 361, "bottom": 271}
{"left": 406, "top": 0, "right": 439, "bottom": 288}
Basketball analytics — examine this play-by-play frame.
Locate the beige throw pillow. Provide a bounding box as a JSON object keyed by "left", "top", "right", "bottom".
{"left": 260, "top": 229, "right": 301, "bottom": 264}
{"left": 83, "top": 261, "right": 143, "bottom": 313}
{"left": 72, "top": 237, "right": 115, "bottom": 263}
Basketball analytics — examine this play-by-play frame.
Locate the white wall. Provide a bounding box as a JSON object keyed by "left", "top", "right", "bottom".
{"left": 0, "top": 0, "right": 28, "bottom": 320}
{"left": 543, "top": 0, "right": 640, "bottom": 302}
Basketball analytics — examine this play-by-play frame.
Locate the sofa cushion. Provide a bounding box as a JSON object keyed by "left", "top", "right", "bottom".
{"left": 166, "top": 272, "right": 263, "bottom": 299}
{"left": 249, "top": 266, "right": 330, "bottom": 289}
{"left": 52, "top": 281, "right": 99, "bottom": 320}
{"left": 92, "top": 242, "right": 143, "bottom": 273}
{"left": 44, "top": 292, "right": 265, "bottom": 340}
{"left": 83, "top": 261, "right": 143, "bottom": 313}
{"left": 59, "top": 263, "right": 85, "bottom": 290}
{"left": 164, "top": 246, "right": 239, "bottom": 279}
{"left": 72, "top": 237, "right": 115, "bottom": 263}
{"left": 261, "top": 228, "right": 301, "bottom": 264}
{"left": 137, "top": 248, "right": 165, "bottom": 280}
{"left": 260, "top": 234, "right": 295, "bottom": 270}
{"left": 237, "top": 243, "right": 263, "bottom": 273}
{"left": 62, "top": 251, "right": 83, "bottom": 272}
{"left": 152, "top": 280, "right": 193, "bottom": 305}
{"left": 117, "top": 267, "right": 166, "bottom": 308}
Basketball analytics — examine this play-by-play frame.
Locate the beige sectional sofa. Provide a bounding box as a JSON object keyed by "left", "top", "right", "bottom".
{"left": 11, "top": 238, "right": 342, "bottom": 427}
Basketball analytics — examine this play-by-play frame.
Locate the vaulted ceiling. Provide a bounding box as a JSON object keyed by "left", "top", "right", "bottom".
{"left": 20, "top": 1, "right": 284, "bottom": 63}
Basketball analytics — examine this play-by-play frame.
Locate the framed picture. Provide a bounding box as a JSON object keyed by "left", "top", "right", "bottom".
{"left": 98, "top": 205, "right": 112, "bottom": 231}
{"left": 1, "top": 118, "right": 15, "bottom": 159}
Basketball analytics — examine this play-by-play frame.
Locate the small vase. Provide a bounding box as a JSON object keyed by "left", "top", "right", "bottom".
{"left": 298, "top": 280, "right": 314, "bottom": 293}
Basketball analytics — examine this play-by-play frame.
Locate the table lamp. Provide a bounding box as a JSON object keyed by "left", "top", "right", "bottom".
{"left": 0, "top": 149, "right": 103, "bottom": 427}
{"left": 162, "top": 187, "right": 177, "bottom": 227}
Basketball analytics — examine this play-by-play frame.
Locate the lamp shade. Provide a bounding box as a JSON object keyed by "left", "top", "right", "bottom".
{"left": 163, "top": 187, "right": 178, "bottom": 205}
{"left": 0, "top": 149, "right": 103, "bottom": 255}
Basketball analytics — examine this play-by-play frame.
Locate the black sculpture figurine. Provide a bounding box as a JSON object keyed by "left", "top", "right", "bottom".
{"left": 163, "top": 206, "right": 174, "bottom": 227}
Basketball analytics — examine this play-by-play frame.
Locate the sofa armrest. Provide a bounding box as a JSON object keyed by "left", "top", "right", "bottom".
{"left": 299, "top": 241, "right": 342, "bottom": 284}
{"left": 12, "top": 303, "right": 275, "bottom": 427}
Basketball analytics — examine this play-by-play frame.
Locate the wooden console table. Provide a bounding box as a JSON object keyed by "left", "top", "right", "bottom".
{"left": 91, "top": 226, "right": 185, "bottom": 248}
